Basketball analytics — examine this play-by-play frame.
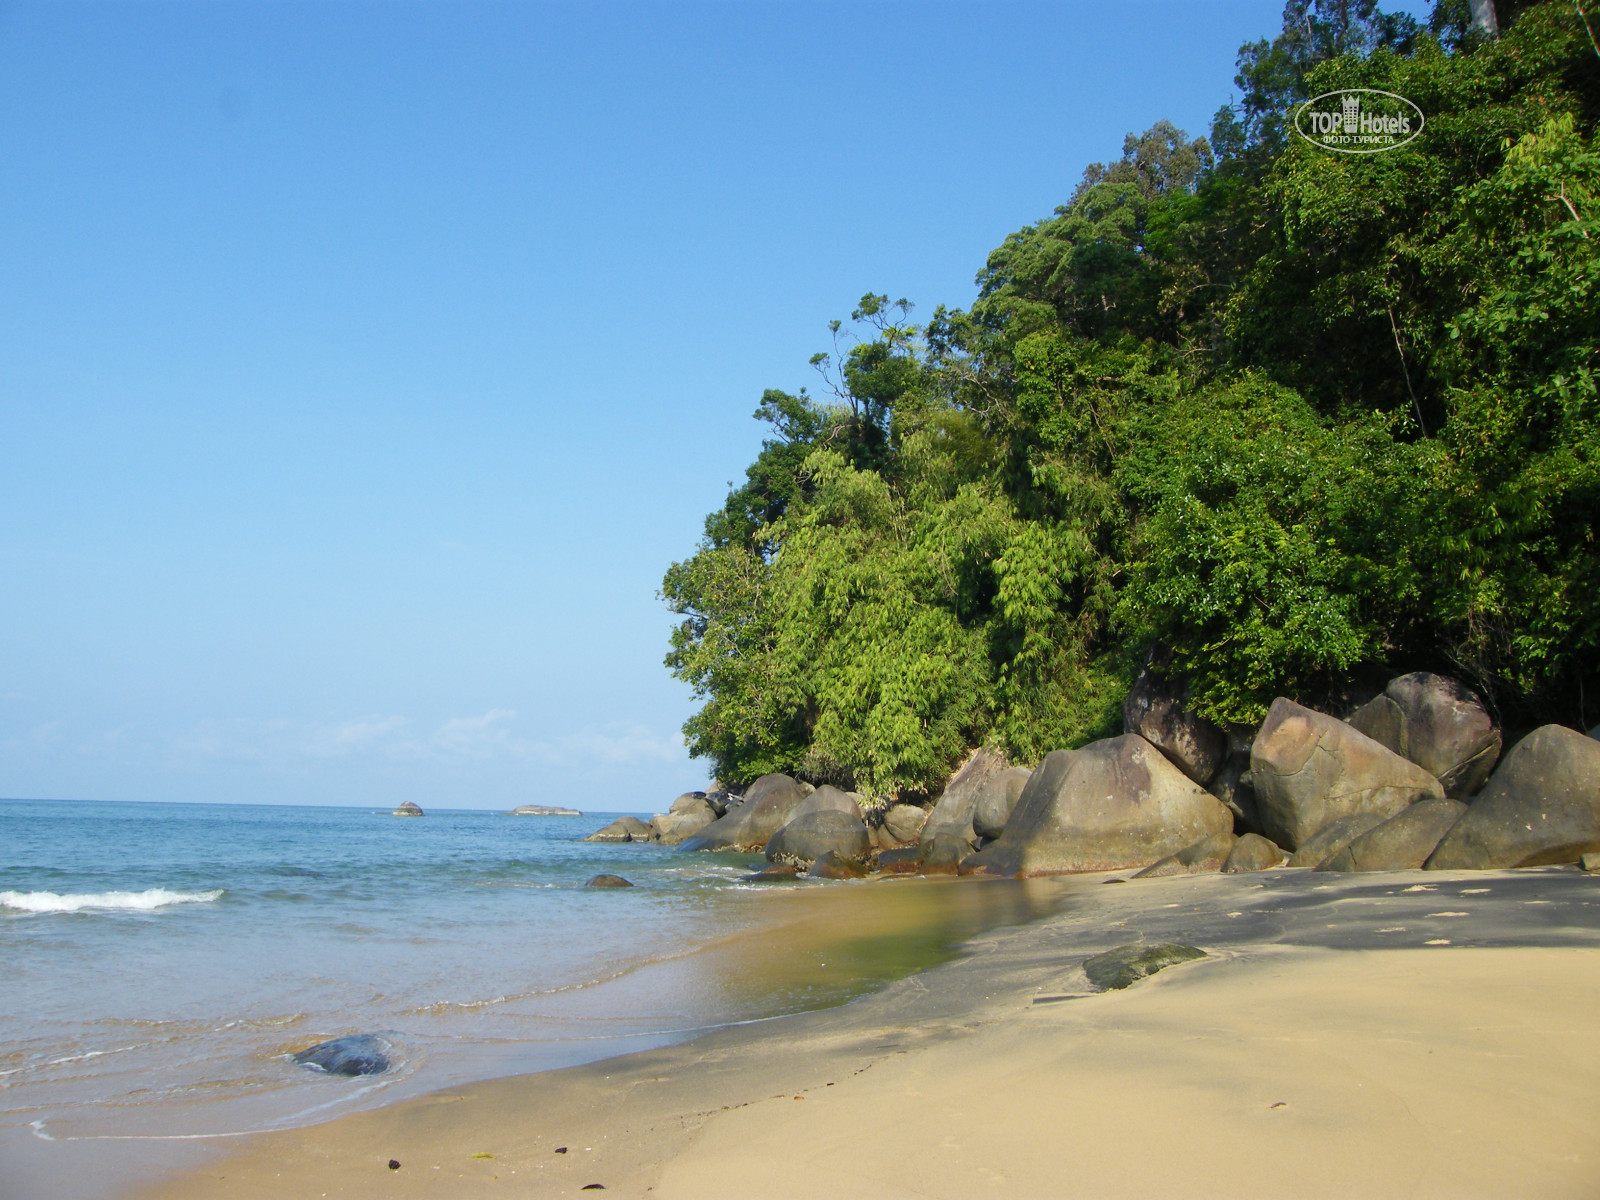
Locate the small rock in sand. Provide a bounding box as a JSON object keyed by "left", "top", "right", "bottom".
{"left": 1082, "top": 943, "right": 1207, "bottom": 991}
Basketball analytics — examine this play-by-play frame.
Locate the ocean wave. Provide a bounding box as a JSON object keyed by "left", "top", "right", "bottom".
{"left": 0, "top": 888, "right": 224, "bottom": 914}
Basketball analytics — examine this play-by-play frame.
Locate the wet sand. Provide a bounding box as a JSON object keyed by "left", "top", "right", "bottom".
{"left": 69, "top": 869, "right": 1600, "bottom": 1197}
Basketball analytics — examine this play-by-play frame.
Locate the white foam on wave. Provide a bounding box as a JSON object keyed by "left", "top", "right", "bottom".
{"left": 0, "top": 888, "right": 224, "bottom": 914}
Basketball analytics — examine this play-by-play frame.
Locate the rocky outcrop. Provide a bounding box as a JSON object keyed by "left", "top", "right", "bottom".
{"left": 1083, "top": 943, "right": 1207, "bottom": 991}
{"left": 917, "top": 748, "right": 1014, "bottom": 863}
{"left": 1123, "top": 669, "right": 1227, "bottom": 784}
{"left": 1251, "top": 698, "right": 1445, "bottom": 850}
{"left": 679, "top": 774, "right": 814, "bottom": 852}
{"left": 1348, "top": 673, "right": 1502, "bottom": 798}
{"left": 1285, "top": 812, "right": 1388, "bottom": 868}
{"left": 1319, "top": 798, "right": 1467, "bottom": 872}
{"left": 971, "top": 767, "right": 1032, "bottom": 840}
{"left": 584, "top": 816, "right": 653, "bottom": 843}
{"left": 1222, "top": 832, "right": 1285, "bottom": 873}
{"left": 961, "top": 737, "right": 1233, "bottom": 877}
{"left": 1133, "top": 831, "right": 1237, "bottom": 878}
{"left": 765, "top": 810, "right": 871, "bottom": 866}
{"left": 878, "top": 803, "right": 929, "bottom": 846}
{"left": 585, "top": 874, "right": 634, "bottom": 888}
{"left": 807, "top": 851, "right": 868, "bottom": 880}
{"left": 1427, "top": 725, "right": 1600, "bottom": 870}
{"left": 649, "top": 796, "right": 719, "bottom": 846}
{"left": 293, "top": 1034, "right": 390, "bottom": 1076}
{"left": 392, "top": 801, "right": 424, "bottom": 817}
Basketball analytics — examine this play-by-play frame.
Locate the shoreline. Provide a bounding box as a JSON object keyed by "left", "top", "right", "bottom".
{"left": 121, "top": 865, "right": 1600, "bottom": 1199}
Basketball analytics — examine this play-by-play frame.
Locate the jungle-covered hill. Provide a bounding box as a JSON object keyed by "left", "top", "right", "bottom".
{"left": 663, "top": 0, "right": 1600, "bottom": 800}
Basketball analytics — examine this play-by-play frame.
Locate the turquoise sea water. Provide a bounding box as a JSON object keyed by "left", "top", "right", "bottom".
{"left": 0, "top": 798, "right": 798, "bottom": 1146}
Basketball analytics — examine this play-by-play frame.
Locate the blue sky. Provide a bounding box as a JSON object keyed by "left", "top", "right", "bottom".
{"left": 0, "top": 0, "right": 1431, "bottom": 809}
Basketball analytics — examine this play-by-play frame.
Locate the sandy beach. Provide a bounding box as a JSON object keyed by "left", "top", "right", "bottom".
{"left": 99, "top": 866, "right": 1600, "bottom": 1200}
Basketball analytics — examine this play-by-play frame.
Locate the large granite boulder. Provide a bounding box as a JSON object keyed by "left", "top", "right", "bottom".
{"left": 1222, "top": 832, "right": 1285, "bottom": 873}
{"left": 788, "top": 785, "right": 865, "bottom": 821}
{"left": 1132, "top": 831, "right": 1237, "bottom": 878}
{"left": 649, "top": 797, "right": 718, "bottom": 846}
{"left": 679, "top": 773, "right": 813, "bottom": 852}
{"left": 584, "top": 816, "right": 653, "bottom": 843}
{"left": 703, "top": 783, "right": 735, "bottom": 817}
{"left": 917, "top": 748, "right": 1013, "bottom": 862}
{"left": 961, "top": 736, "right": 1233, "bottom": 877}
{"left": 1319, "top": 798, "right": 1467, "bottom": 872}
{"left": 1348, "top": 673, "right": 1502, "bottom": 798}
{"left": 1251, "top": 698, "right": 1445, "bottom": 851}
{"left": 807, "top": 851, "right": 867, "bottom": 880}
{"left": 1123, "top": 669, "right": 1227, "bottom": 784}
{"left": 765, "top": 809, "right": 871, "bottom": 865}
{"left": 879, "top": 803, "right": 929, "bottom": 846}
{"left": 1427, "top": 725, "right": 1600, "bottom": 870}
{"left": 971, "top": 767, "right": 1033, "bottom": 840}
{"left": 1285, "top": 812, "right": 1387, "bottom": 868}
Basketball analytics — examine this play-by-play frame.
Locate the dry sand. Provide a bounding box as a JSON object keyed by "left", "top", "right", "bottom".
{"left": 126, "top": 868, "right": 1600, "bottom": 1199}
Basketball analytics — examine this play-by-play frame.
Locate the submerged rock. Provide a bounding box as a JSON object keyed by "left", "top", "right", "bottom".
{"left": 806, "top": 851, "right": 867, "bottom": 880}
{"left": 1083, "top": 943, "right": 1207, "bottom": 991}
{"left": 292, "top": 1034, "right": 390, "bottom": 1077}
{"left": 392, "top": 801, "right": 424, "bottom": 818}
{"left": 742, "top": 863, "right": 802, "bottom": 883}
{"left": 585, "top": 874, "right": 634, "bottom": 888}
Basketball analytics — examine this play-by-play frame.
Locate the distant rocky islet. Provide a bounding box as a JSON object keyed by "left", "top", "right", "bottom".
{"left": 591, "top": 669, "right": 1600, "bottom": 883}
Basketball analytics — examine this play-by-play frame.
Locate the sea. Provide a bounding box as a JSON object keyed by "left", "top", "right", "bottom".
{"left": 0, "top": 797, "right": 1058, "bottom": 1193}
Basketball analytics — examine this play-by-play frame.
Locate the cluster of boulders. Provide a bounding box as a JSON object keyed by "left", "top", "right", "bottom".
{"left": 600, "top": 670, "right": 1600, "bottom": 882}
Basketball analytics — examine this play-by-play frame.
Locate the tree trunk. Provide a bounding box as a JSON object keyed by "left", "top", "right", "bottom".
{"left": 1468, "top": 0, "right": 1500, "bottom": 36}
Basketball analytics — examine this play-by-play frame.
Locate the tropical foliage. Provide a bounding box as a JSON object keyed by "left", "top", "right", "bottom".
{"left": 665, "top": 0, "right": 1600, "bottom": 797}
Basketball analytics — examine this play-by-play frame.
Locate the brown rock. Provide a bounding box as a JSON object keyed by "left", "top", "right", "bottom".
{"left": 1285, "top": 812, "right": 1388, "bottom": 868}
{"left": 1427, "top": 726, "right": 1600, "bottom": 870}
{"left": 1222, "top": 832, "right": 1285, "bottom": 873}
{"left": 1123, "top": 669, "right": 1227, "bottom": 784}
{"left": 879, "top": 803, "right": 929, "bottom": 846}
{"left": 1319, "top": 798, "right": 1468, "bottom": 872}
{"left": 1348, "top": 673, "right": 1502, "bottom": 798}
{"left": 806, "top": 851, "right": 867, "bottom": 880}
{"left": 1251, "top": 698, "right": 1445, "bottom": 851}
{"left": 1133, "top": 831, "right": 1238, "bottom": 878}
{"left": 961, "top": 737, "right": 1234, "bottom": 877}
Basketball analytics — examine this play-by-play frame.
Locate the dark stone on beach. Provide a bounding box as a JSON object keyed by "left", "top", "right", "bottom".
{"left": 766, "top": 809, "right": 871, "bottom": 865}
{"left": 1083, "top": 943, "right": 1207, "bottom": 991}
{"left": 392, "top": 801, "right": 424, "bottom": 817}
{"left": 554, "top": 1147, "right": 568, "bottom": 1154}
{"left": 1428, "top": 725, "right": 1600, "bottom": 870}
{"left": 1319, "top": 798, "right": 1468, "bottom": 872}
{"left": 1348, "top": 672, "right": 1502, "bottom": 798}
{"left": 1123, "top": 669, "right": 1227, "bottom": 784}
{"left": 1252, "top": 698, "right": 1444, "bottom": 851}
{"left": 583, "top": 816, "right": 652, "bottom": 843}
{"left": 679, "top": 773, "right": 814, "bottom": 852}
{"left": 743, "top": 863, "right": 801, "bottom": 882}
{"left": 585, "top": 874, "right": 634, "bottom": 888}
{"left": 971, "top": 766, "right": 1033, "bottom": 840}
{"left": 1133, "top": 831, "right": 1237, "bottom": 878}
{"left": 1286, "top": 813, "right": 1388, "bottom": 869}
{"left": 293, "top": 1034, "right": 390, "bottom": 1077}
{"left": 388, "top": 1160, "right": 401, "bottom": 1170}
{"left": 806, "top": 851, "right": 867, "bottom": 880}
{"left": 962, "top": 738, "right": 1233, "bottom": 877}
{"left": 1223, "top": 832, "right": 1286, "bottom": 873}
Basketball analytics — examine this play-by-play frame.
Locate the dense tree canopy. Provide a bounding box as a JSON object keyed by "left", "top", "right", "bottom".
{"left": 665, "top": 0, "right": 1600, "bottom": 797}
